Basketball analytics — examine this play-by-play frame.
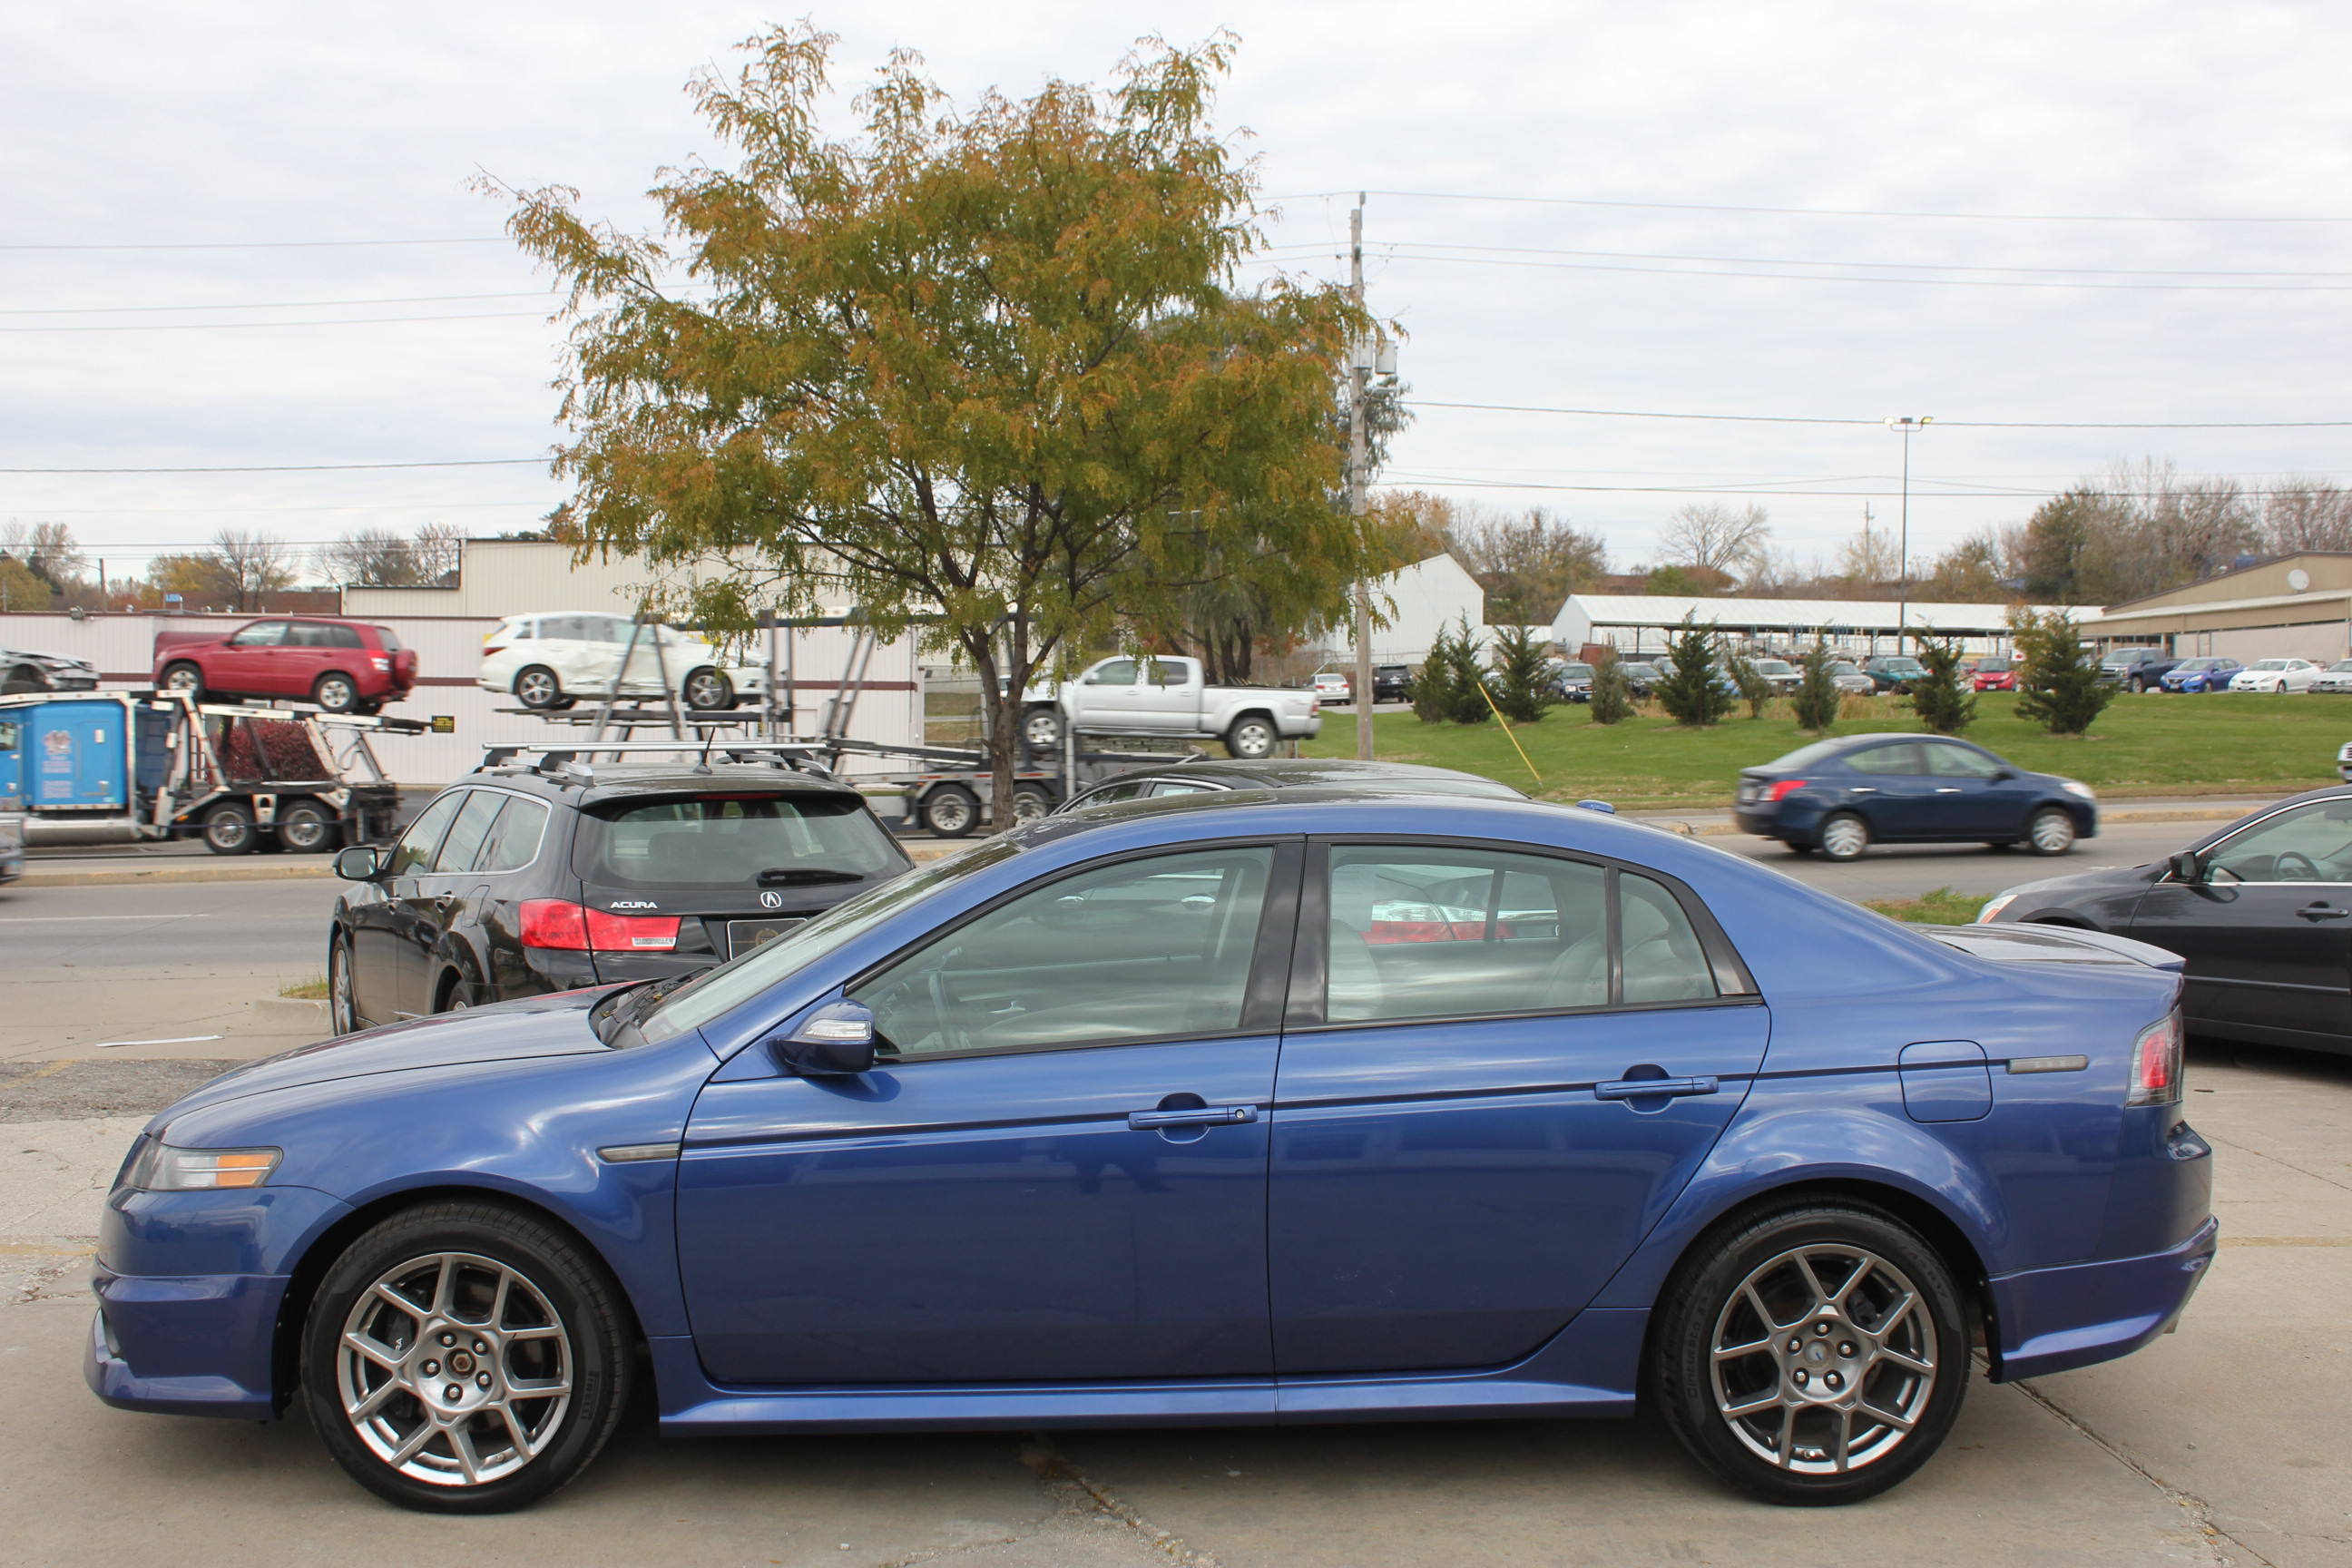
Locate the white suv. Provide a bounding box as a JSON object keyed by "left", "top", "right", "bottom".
{"left": 477, "top": 612, "right": 769, "bottom": 711}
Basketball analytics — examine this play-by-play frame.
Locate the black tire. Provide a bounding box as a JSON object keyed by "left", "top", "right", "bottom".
{"left": 2025, "top": 806, "right": 2076, "bottom": 857}
{"left": 2129, "top": 676, "right": 2148, "bottom": 694}
{"left": 329, "top": 935, "right": 358, "bottom": 1035}
{"left": 921, "top": 784, "right": 980, "bottom": 838}
{"left": 312, "top": 672, "right": 362, "bottom": 713}
{"left": 301, "top": 1200, "right": 633, "bottom": 1514}
{"left": 160, "top": 662, "right": 205, "bottom": 702}
{"left": 435, "top": 966, "right": 478, "bottom": 1014}
{"left": 1010, "top": 784, "right": 1053, "bottom": 824}
{"left": 514, "top": 666, "right": 564, "bottom": 710}
{"left": 1817, "top": 811, "right": 1870, "bottom": 862}
{"left": 1651, "top": 1200, "right": 1969, "bottom": 1506}
{"left": 1021, "top": 706, "right": 1063, "bottom": 754}
{"left": 1, "top": 664, "right": 43, "bottom": 696}
{"left": 681, "top": 668, "right": 734, "bottom": 711}
{"left": 1783, "top": 842, "right": 1815, "bottom": 856}
{"left": 201, "top": 801, "right": 257, "bottom": 856}
{"left": 1225, "top": 712, "right": 1278, "bottom": 760}
{"left": 276, "top": 799, "right": 338, "bottom": 854}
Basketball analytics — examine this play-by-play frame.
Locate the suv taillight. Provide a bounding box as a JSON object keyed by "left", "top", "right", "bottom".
{"left": 2127, "top": 1010, "right": 2184, "bottom": 1106}
{"left": 518, "top": 900, "right": 680, "bottom": 952}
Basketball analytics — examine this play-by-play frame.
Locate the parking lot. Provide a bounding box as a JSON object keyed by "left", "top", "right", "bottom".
{"left": 2, "top": 819, "right": 2347, "bottom": 1567}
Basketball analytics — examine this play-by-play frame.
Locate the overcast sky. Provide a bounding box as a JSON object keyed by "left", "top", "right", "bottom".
{"left": 5, "top": 0, "right": 2350, "bottom": 585}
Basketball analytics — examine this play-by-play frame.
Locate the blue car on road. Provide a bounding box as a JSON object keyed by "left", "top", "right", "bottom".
{"left": 1734, "top": 732, "right": 2099, "bottom": 861}
{"left": 88, "top": 789, "right": 2213, "bottom": 1512}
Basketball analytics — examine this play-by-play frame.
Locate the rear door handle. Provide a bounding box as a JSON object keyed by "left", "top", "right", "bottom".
{"left": 1128, "top": 1105, "right": 1259, "bottom": 1130}
{"left": 1934, "top": 787, "right": 1964, "bottom": 794}
{"left": 1594, "top": 1075, "right": 1720, "bottom": 1101}
{"left": 2298, "top": 904, "right": 2350, "bottom": 920}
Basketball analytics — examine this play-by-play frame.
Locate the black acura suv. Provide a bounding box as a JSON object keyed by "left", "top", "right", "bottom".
{"left": 326, "top": 759, "right": 911, "bottom": 1033}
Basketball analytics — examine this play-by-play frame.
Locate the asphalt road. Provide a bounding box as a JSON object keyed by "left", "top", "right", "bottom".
{"left": 0, "top": 877, "right": 344, "bottom": 970}
{"left": 1697, "top": 815, "right": 2214, "bottom": 906}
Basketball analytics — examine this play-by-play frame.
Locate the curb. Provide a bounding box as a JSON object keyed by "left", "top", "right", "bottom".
{"left": 251, "top": 996, "right": 329, "bottom": 1026}
{"left": 15, "top": 862, "right": 335, "bottom": 889}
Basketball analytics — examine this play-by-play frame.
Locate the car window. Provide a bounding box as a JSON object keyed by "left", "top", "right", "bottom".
{"left": 1147, "top": 659, "right": 1192, "bottom": 686}
{"left": 476, "top": 796, "right": 550, "bottom": 872}
{"left": 282, "top": 623, "right": 326, "bottom": 648}
{"left": 1085, "top": 659, "right": 1138, "bottom": 686}
{"left": 1620, "top": 873, "right": 1719, "bottom": 1004}
{"left": 577, "top": 792, "right": 903, "bottom": 887}
{"left": 325, "top": 623, "right": 365, "bottom": 649}
{"left": 227, "top": 622, "right": 287, "bottom": 648}
{"left": 1978, "top": 658, "right": 2011, "bottom": 671}
{"left": 1325, "top": 846, "right": 1603, "bottom": 1022}
{"left": 386, "top": 791, "right": 466, "bottom": 877}
{"left": 849, "top": 845, "right": 1275, "bottom": 1057}
{"left": 2206, "top": 801, "right": 2352, "bottom": 884}
{"left": 1845, "top": 743, "right": 1922, "bottom": 775}
{"left": 1075, "top": 781, "right": 1152, "bottom": 807}
{"left": 1919, "top": 743, "right": 2003, "bottom": 779}
{"left": 539, "top": 615, "right": 583, "bottom": 642}
{"left": 1151, "top": 780, "right": 1220, "bottom": 797}
{"left": 433, "top": 789, "right": 507, "bottom": 873}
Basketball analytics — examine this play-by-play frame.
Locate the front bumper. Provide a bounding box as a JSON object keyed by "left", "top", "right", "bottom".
{"left": 85, "top": 1270, "right": 291, "bottom": 1418}
{"left": 1987, "top": 1217, "right": 2219, "bottom": 1382}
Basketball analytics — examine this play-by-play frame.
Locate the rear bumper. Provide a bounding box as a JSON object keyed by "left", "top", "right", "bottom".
{"left": 1987, "top": 1217, "right": 2219, "bottom": 1382}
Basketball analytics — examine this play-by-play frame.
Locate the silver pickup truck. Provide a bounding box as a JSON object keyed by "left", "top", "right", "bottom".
{"left": 1021, "top": 655, "right": 1322, "bottom": 760}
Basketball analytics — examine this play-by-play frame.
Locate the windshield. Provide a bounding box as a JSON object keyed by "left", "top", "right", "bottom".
{"left": 1752, "top": 661, "right": 1794, "bottom": 675}
{"left": 631, "top": 837, "right": 1024, "bottom": 1046}
{"left": 1978, "top": 657, "right": 2011, "bottom": 671}
{"left": 1878, "top": 659, "right": 1926, "bottom": 673}
{"left": 1562, "top": 663, "right": 1594, "bottom": 677}
{"left": 2249, "top": 661, "right": 2288, "bottom": 671}
{"left": 576, "top": 792, "right": 905, "bottom": 887}
{"left": 2179, "top": 659, "right": 2220, "bottom": 670}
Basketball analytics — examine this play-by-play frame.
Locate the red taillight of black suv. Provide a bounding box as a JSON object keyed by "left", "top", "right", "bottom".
{"left": 518, "top": 899, "right": 681, "bottom": 952}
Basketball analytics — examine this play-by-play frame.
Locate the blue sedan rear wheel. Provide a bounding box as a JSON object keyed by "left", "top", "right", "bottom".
{"left": 1818, "top": 812, "right": 1870, "bottom": 862}
{"left": 1653, "top": 1202, "right": 1968, "bottom": 1505}
{"left": 303, "top": 1200, "right": 633, "bottom": 1513}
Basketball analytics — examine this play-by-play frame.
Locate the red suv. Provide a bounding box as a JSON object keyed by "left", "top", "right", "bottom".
{"left": 153, "top": 617, "right": 417, "bottom": 713}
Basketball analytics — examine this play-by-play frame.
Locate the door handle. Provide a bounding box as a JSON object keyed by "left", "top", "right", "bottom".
{"left": 1594, "top": 1075, "right": 1720, "bottom": 1101}
{"left": 1849, "top": 787, "right": 1876, "bottom": 794}
{"left": 1934, "top": 787, "right": 1964, "bottom": 794}
{"left": 1128, "top": 1105, "right": 1259, "bottom": 1130}
{"left": 2297, "top": 903, "right": 2350, "bottom": 920}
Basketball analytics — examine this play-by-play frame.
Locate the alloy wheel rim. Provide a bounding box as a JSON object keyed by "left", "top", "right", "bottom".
{"left": 518, "top": 671, "right": 555, "bottom": 705}
{"left": 319, "top": 680, "right": 353, "bottom": 709}
{"left": 1708, "top": 1242, "right": 1937, "bottom": 1475}
{"left": 2033, "top": 812, "right": 2073, "bottom": 852}
{"left": 332, "top": 946, "right": 354, "bottom": 1032}
{"left": 1822, "top": 818, "right": 1866, "bottom": 858}
{"left": 929, "top": 797, "right": 972, "bottom": 833}
{"left": 1024, "top": 714, "right": 1058, "bottom": 748}
{"left": 1234, "top": 722, "right": 1273, "bottom": 757}
{"left": 1013, "top": 791, "right": 1048, "bottom": 823}
{"left": 282, "top": 814, "right": 326, "bottom": 850}
{"left": 685, "top": 673, "right": 725, "bottom": 708}
{"left": 163, "top": 669, "right": 199, "bottom": 693}
{"left": 336, "top": 1250, "right": 573, "bottom": 1488}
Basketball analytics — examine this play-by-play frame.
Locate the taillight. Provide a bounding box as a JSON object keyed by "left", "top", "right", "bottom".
{"left": 518, "top": 899, "right": 679, "bottom": 952}
{"left": 2127, "top": 1011, "right": 2184, "bottom": 1105}
{"left": 1767, "top": 779, "right": 1808, "bottom": 802}
{"left": 483, "top": 642, "right": 507, "bottom": 657}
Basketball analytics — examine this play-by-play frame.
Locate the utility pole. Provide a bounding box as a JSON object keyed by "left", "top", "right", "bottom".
{"left": 1885, "top": 416, "right": 1931, "bottom": 654}
{"left": 1348, "top": 196, "right": 1376, "bottom": 760}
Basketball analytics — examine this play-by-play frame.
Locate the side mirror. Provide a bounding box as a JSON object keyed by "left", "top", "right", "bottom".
{"left": 1992, "top": 767, "right": 2017, "bottom": 781}
{"left": 334, "top": 845, "right": 385, "bottom": 880}
{"left": 769, "top": 999, "right": 877, "bottom": 1076}
{"left": 2168, "top": 850, "right": 2207, "bottom": 885}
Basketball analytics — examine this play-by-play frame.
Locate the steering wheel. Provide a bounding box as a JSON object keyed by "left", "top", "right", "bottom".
{"left": 2276, "top": 850, "right": 2324, "bottom": 882}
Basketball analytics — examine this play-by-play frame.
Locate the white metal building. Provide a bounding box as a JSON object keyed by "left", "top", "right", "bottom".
{"left": 1316, "top": 554, "right": 1490, "bottom": 666}
{"left": 1550, "top": 594, "right": 2099, "bottom": 659}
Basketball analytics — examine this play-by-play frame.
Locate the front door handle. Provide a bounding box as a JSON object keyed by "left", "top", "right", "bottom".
{"left": 2298, "top": 903, "right": 2350, "bottom": 921}
{"left": 1128, "top": 1105, "right": 1259, "bottom": 1130}
{"left": 1934, "top": 787, "right": 1964, "bottom": 794}
{"left": 1594, "top": 1075, "right": 1720, "bottom": 1101}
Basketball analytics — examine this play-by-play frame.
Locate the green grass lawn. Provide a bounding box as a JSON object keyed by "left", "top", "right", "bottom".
{"left": 1862, "top": 887, "right": 1990, "bottom": 925}
{"left": 1304, "top": 691, "right": 2352, "bottom": 808}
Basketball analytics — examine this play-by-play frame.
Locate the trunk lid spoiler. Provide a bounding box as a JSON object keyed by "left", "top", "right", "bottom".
{"left": 1916, "top": 922, "right": 2185, "bottom": 972}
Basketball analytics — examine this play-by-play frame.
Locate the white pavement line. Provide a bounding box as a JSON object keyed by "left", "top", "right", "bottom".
{"left": 0, "top": 915, "right": 216, "bottom": 923}
{"left": 93, "top": 1034, "right": 223, "bottom": 1049}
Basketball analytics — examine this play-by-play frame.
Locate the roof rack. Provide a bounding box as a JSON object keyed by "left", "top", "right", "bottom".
{"left": 475, "top": 738, "right": 837, "bottom": 780}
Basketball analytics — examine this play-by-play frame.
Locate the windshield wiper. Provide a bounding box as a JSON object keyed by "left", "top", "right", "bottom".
{"left": 757, "top": 867, "right": 865, "bottom": 887}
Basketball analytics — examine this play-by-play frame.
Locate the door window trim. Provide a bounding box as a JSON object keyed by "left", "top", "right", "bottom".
{"left": 1283, "top": 834, "right": 1759, "bottom": 1033}
{"left": 831, "top": 837, "right": 1307, "bottom": 1063}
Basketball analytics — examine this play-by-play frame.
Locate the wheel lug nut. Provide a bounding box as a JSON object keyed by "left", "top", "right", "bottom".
{"left": 1788, "top": 1338, "right": 1803, "bottom": 1353}
{"left": 1839, "top": 1342, "right": 1857, "bottom": 1357}
{"left": 474, "top": 1340, "right": 488, "bottom": 1355}
{"left": 422, "top": 1359, "right": 439, "bottom": 1376}
{"left": 445, "top": 1383, "right": 462, "bottom": 1400}
{"left": 476, "top": 1373, "right": 492, "bottom": 1389}
{"left": 1813, "top": 1322, "right": 1831, "bottom": 1337}
{"left": 439, "top": 1332, "right": 455, "bottom": 1348}
{"left": 1826, "top": 1372, "right": 1844, "bottom": 1391}
{"left": 1793, "top": 1369, "right": 1808, "bottom": 1387}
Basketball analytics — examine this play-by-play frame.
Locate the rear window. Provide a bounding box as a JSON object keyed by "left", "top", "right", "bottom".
{"left": 1763, "top": 739, "right": 1847, "bottom": 770}
{"left": 576, "top": 792, "right": 906, "bottom": 888}
{"left": 375, "top": 626, "right": 403, "bottom": 652}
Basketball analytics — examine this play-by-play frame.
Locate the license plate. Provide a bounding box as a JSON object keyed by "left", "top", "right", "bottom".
{"left": 726, "top": 917, "right": 808, "bottom": 958}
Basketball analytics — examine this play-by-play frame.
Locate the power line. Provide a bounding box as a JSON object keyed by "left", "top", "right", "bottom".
{"left": 1408, "top": 400, "right": 2352, "bottom": 429}
{"left": 0, "top": 237, "right": 512, "bottom": 251}
{"left": 0, "top": 310, "right": 551, "bottom": 334}
{"left": 1264, "top": 190, "right": 2352, "bottom": 224}
{"left": 0, "top": 290, "right": 554, "bottom": 318}
{"left": 1, "top": 459, "right": 545, "bottom": 474}
{"left": 1352, "top": 240, "right": 2352, "bottom": 282}
{"left": 1370, "top": 249, "right": 2352, "bottom": 292}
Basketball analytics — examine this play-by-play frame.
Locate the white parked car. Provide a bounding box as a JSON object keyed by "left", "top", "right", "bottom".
{"left": 2310, "top": 659, "right": 2352, "bottom": 694}
{"left": 1311, "top": 671, "right": 1353, "bottom": 702}
{"left": 2228, "top": 658, "right": 2323, "bottom": 693}
{"left": 477, "top": 612, "right": 769, "bottom": 711}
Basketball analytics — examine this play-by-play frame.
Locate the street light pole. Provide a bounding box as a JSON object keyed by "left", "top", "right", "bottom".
{"left": 1884, "top": 416, "right": 1932, "bottom": 654}
{"left": 1348, "top": 197, "right": 1375, "bottom": 761}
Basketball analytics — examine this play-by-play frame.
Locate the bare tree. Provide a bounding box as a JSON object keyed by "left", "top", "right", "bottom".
{"left": 1836, "top": 514, "right": 1900, "bottom": 585}
{"left": 2263, "top": 478, "right": 2352, "bottom": 554}
{"left": 316, "top": 527, "right": 421, "bottom": 587}
{"left": 1443, "top": 503, "right": 1611, "bottom": 623}
{"left": 206, "top": 529, "right": 296, "bottom": 611}
{"left": 1659, "top": 502, "right": 1771, "bottom": 581}
{"left": 0, "top": 521, "right": 89, "bottom": 586}
{"left": 412, "top": 522, "right": 463, "bottom": 585}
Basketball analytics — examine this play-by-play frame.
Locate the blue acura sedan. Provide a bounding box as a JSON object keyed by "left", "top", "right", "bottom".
{"left": 88, "top": 790, "right": 2213, "bottom": 1513}
{"left": 1734, "top": 733, "right": 2099, "bottom": 861}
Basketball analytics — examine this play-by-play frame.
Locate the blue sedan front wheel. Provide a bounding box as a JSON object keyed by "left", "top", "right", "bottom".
{"left": 1653, "top": 1202, "right": 1968, "bottom": 1504}
{"left": 303, "top": 1200, "right": 634, "bottom": 1513}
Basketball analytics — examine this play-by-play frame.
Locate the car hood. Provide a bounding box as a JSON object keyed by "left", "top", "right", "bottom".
{"left": 150, "top": 989, "right": 617, "bottom": 1129}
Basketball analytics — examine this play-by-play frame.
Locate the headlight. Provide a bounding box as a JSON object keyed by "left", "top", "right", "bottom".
{"left": 2062, "top": 780, "right": 2096, "bottom": 800}
{"left": 1975, "top": 891, "right": 2020, "bottom": 924}
{"left": 122, "top": 1142, "right": 281, "bottom": 1191}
